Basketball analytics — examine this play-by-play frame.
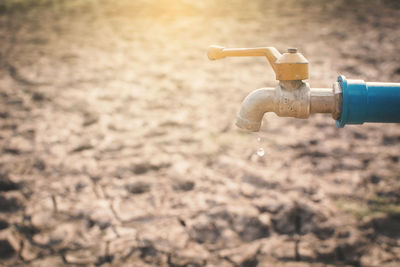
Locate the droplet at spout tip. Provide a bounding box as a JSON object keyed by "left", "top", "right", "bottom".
{"left": 235, "top": 116, "right": 261, "bottom": 132}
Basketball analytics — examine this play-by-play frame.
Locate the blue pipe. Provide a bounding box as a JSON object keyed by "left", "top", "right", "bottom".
{"left": 336, "top": 75, "right": 400, "bottom": 128}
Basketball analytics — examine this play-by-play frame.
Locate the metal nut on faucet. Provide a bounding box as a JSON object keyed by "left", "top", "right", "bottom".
{"left": 275, "top": 49, "right": 308, "bottom": 81}
{"left": 332, "top": 82, "right": 342, "bottom": 120}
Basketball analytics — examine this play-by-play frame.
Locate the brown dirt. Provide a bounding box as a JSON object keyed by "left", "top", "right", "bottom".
{"left": 0, "top": 0, "right": 400, "bottom": 266}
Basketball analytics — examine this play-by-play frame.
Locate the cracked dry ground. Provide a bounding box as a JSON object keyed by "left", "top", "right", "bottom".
{"left": 0, "top": 0, "right": 400, "bottom": 266}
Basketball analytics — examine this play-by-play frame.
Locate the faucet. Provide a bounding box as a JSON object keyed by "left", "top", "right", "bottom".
{"left": 208, "top": 45, "right": 400, "bottom": 130}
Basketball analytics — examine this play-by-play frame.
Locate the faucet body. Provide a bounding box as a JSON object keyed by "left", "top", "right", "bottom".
{"left": 236, "top": 81, "right": 341, "bottom": 131}
{"left": 208, "top": 45, "right": 400, "bottom": 131}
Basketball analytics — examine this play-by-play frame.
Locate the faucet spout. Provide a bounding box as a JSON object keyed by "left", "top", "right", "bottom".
{"left": 236, "top": 88, "right": 277, "bottom": 132}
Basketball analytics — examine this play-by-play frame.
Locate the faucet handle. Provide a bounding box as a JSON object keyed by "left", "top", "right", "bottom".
{"left": 207, "top": 45, "right": 226, "bottom": 60}
{"left": 207, "top": 45, "right": 309, "bottom": 81}
{"left": 207, "top": 45, "right": 281, "bottom": 69}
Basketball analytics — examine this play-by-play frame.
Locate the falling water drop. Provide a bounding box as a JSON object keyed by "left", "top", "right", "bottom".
{"left": 257, "top": 148, "right": 265, "bottom": 157}
{"left": 254, "top": 133, "right": 265, "bottom": 157}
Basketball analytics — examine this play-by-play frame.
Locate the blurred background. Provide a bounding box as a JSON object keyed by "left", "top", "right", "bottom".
{"left": 0, "top": 0, "right": 400, "bottom": 266}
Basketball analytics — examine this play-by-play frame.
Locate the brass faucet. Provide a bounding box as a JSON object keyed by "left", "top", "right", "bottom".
{"left": 207, "top": 45, "right": 342, "bottom": 131}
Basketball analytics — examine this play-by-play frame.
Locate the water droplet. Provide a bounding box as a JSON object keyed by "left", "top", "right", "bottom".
{"left": 257, "top": 148, "right": 264, "bottom": 157}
